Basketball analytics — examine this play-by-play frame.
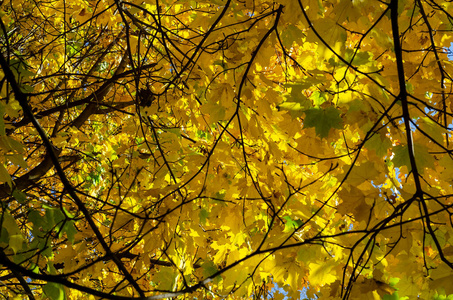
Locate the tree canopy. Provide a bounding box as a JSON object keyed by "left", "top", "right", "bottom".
{"left": 1, "top": 0, "right": 453, "bottom": 299}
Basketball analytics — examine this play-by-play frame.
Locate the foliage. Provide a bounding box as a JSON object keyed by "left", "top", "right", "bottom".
{"left": 0, "top": 0, "right": 452, "bottom": 299}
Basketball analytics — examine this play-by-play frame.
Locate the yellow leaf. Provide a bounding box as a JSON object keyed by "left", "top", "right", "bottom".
{"left": 308, "top": 261, "right": 337, "bottom": 287}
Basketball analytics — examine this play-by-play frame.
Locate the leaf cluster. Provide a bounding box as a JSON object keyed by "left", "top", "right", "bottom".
{"left": 0, "top": 0, "right": 452, "bottom": 299}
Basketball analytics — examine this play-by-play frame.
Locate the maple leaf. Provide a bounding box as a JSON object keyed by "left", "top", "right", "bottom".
{"left": 303, "top": 107, "right": 343, "bottom": 138}
{"left": 43, "top": 283, "right": 66, "bottom": 300}
{"left": 1, "top": 0, "right": 453, "bottom": 299}
{"left": 392, "top": 143, "right": 435, "bottom": 174}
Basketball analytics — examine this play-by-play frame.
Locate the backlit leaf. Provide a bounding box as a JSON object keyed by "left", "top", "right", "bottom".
{"left": 43, "top": 283, "right": 65, "bottom": 300}
{"left": 303, "top": 107, "right": 343, "bottom": 138}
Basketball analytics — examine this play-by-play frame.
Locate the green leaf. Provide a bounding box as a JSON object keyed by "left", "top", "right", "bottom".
{"left": 277, "top": 101, "right": 306, "bottom": 118}
{"left": 200, "top": 102, "right": 225, "bottom": 124}
{"left": 283, "top": 215, "right": 302, "bottom": 233}
{"left": 281, "top": 24, "right": 304, "bottom": 48}
{"left": 405, "top": 82, "right": 414, "bottom": 94}
{"left": 297, "top": 245, "right": 317, "bottom": 263}
{"left": 44, "top": 206, "right": 65, "bottom": 227}
{"left": 165, "top": 128, "right": 182, "bottom": 137}
{"left": 418, "top": 117, "right": 445, "bottom": 144}
{"left": 312, "top": 91, "right": 327, "bottom": 107}
{"left": 0, "top": 163, "right": 11, "bottom": 188}
{"left": 199, "top": 208, "right": 209, "bottom": 225}
{"left": 47, "top": 262, "right": 58, "bottom": 275}
{"left": 2, "top": 212, "right": 20, "bottom": 236}
{"left": 345, "top": 49, "right": 372, "bottom": 66}
{"left": 278, "top": 82, "right": 315, "bottom": 118}
{"left": 201, "top": 260, "right": 221, "bottom": 283}
{"left": 9, "top": 234, "right": 24, "bottom": 254}
{"left": 303, "top": 107, "right": 343, "bottom": 138}
{"left": 41, "top": 241, "right": 53, "bottom": 258}
{"left": 382, "top": 292, "right": 400, "bottom": 300}
{"left": 60, "top": 221, "right": 77, "bottom": 244}
{"left": 8, "top": 154, "right": 27, "bottom": 168}
{"left": 1, "top": 212, "right": 24, "bottom": 254}
{"left": 367, "top": 132, "right": 392, "bottom": 157}
{"left": 21, "top": 84, "right": 34, "bottom": 93}
{"left": 29, "top": 210, "right": 48, "bottom": 232}
{"left": 0, "top": 104, "right": 5, "bottom": 135}
{"left": 213, "top": 59, "right": 227, "bottom": 69}
{"left": 28, "top": 263, "right": 40, "bottom": 274}
{"left": 9, "top": 59, "right": 35, "bottom": 80}
{"left": 43, "top": 282, "right": 66, "bottom": 300}
{"left": 12, "top": 189, "right": 27, "bottom": 204}
{"left": 154, "top": 266, "right": 177, "bottom": 290}
{"left": 3, "top": 136, "right": 24, "bottom": 152}
{"left": 0, "top": 227, "right": 8, "bottom": 245}
{"left": 389, "top": 277, "right": 400, "bottom": 286}
{"left": 62, "top": 207, "right": 75, "bottom": 219}
{"left": 392, "top": 143, "right": 435, "bottom": 174}
{"left": 202, "top": 260, "right": 218, "bottom": 277}
{"left": 439, "top": 156, "right": 453, "bottom": 180}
